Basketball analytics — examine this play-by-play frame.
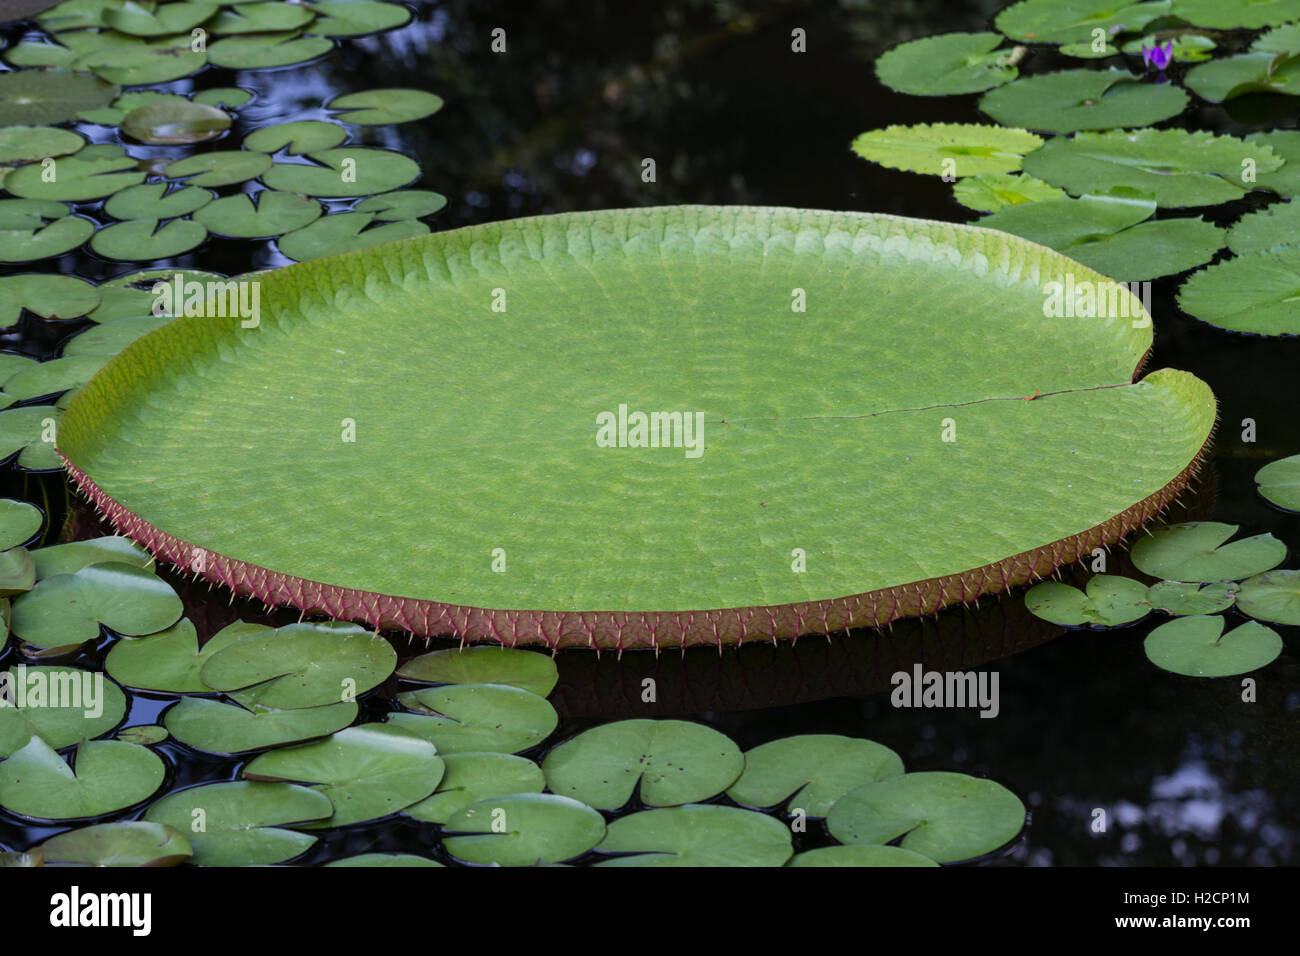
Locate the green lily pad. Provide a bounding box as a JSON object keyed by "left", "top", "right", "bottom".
{"left": 81, "top": 40, "right": 208, "bottom": 86}
{"left": 875, "top": 32, "right": 1020, "bottom": 96}
{"left": 326, "top": 88, "right": 444, "bottom": 124}
{"left": 0, "top": 665, "right": 127, "bottom": 755}
{"left": 0, "top": 548, "right": 34, "bottom": 597}
{"left": 1024, "top": 574, "right": 1151, "bottom": 627}
{"left": 1167, "top": 0, "right": 1300, "bottom": 28}
{"left": 324, "top": 853, "right": 443, "bottom": 867}
{"left": 103, "top": 183, "right": 214, "bottom": 221}
{"left": 827, "top": 771, "right": 1025, "bottom": 863}
{"left": 56, "top": 207, "right": 1217, "bottom": 649}
{"left": 1144, "top": 615, "right": 1282, "bottom": 676}
{"left": 0, "top": 736, "right": 164, "bottom": 820}
{"left": 32, "top": 536, "right": 152, "bottom": 579}
{"left": 165, "top": 150, "right": 272, "bottom": 187}
{"left": 0, "top": 69, "right": 118, "bottom": 125}
{"left": 103, "top": 0, "right": 218, "bottom": 36}
{"left": 307, "top": 1, "right": 411, "bottom": 37}
{"left": 1024, "top": 129, "right": 1282, "bottom": 208}
{"left": 1184, "top": 51, "right": 1300, "bottom": 103}
{"left": 88, "top": 268, "right": 226, "bottom": 322}
{"left": 397, "top": 646, "right": 558, "bottom": 696}
{"left": 192, "top": 87, "right": 253, "bottom": 109}
{"left": 143, "top": 780, "right": 333, "bottom": 865}
{"left": 0, "top": 274, "right": 99, "bottom": 325}
{"left": 38, "top": 821, "right": 191, "bottom": 866}
{"left": 121, "top": 101, "right": 231, "bottom": 144}
{"left": 851, "top": 123, "right": 1044, "bottom": 177}
{"left": 106, "top": 618, "right": 268, "bottom": 692}
{"left": 1146, "top": 580, "right": 1237, "bottom": 615}
{"left": 390, "top": 683, "right": 557, "bottom": 754}
{"left": 1131, "top": 522, "right": 1286, "bottom": 582}
{"left": 1235, "top": 569, "right": 1300, "bottom": 625}
{"left": 595, "top": 804, "right": 793, "bottom": 867}
{"left": 1256, "top": 454, "right": 1300, "bottom": 511}
{"left": 3, "top": 354, "right": 111, "bottom": 400}
{"left": 979, "top": 69, "right": 1188, "bottom": 132}
{"left": 244, "top": 120, "right": 346, "bottom": 155}
{"left": 116, "top": 724, "right": 167, "bottom": 745}
{"left": 63, "top": 314, "right": 173, "bottom": 356}
{"left": 199, "top": 621, "right": 395, "bottom": 708}
{"left": 1255, "top": 22, "right": 1300, "bottom": 54}
{"left": 402, "top": 752, "right": 545, "bottom": 824}
{"left": 0, "top": 499, "right": 43, "bottom": 549}
{"left": 951, "top": 172, "right": 1065, "bottom": 212}
{"left": 0, "top": 404, "right": 63, "bottom": 470}
{"left": 164, "top": 695, "right": 358, "bottom": 754}
{"left": 0, "top": 126, "right": 84, "bottom": 165}
{"left": 995, "top": 0, "right": 1172, "bottom": 44}
{"left": 192, "top": 190, "right": 322, "bottom": 239}
{"left": 78, "top": 89, "right": 185, "bottom": 126}
{"left": 0, "top": 199, "right": 72, "bottom": 231}
{"left": 980, "top": 185, "right": 1153, "bottom": 244}
{"left": 1227, "top": 200, "right": 1300, "bottom": 256}
{"left": 5, "top": 153, "right": 144, "bottom": 202}
{"left": 260, "top": 147, "right": 421, "bottom": 197}
{"left": 788, "top": 845, "right": 939, "bottom": 866}
{"left": 243, "top": 724, "right": 445, "bottom": 827}
{"left": 276, "top": 211, "right": 428, "bottom": 259}
{"left": 11, "top": 562, "right": 183, "bottom": 649}
{"left": 442, "top": 793, "right": 605, "bottom": 866}
{"left": 543, "top": 719, "right": 744, "bottom": 809}
{"left": 39, "top": 0, "right": 124, "bottom": 31}
{"left": 207, "top": 33, "right": 333, "bottom": 70}
{"left": 90, "top": 218, "right": 209, "bottom": 261}
{"left": 209, "top": 1, "right": 314, "bottom": 33}
{"left": 1177, "top": 249, "right": 1300, "bottom": 336}
{"left": 0, "top": 214, "right": 93, "bottom": 262}
{"left": 354, "top": 189, "right": 447, "bottom": 220}
{"left": 726, "top": 734, "right": 904, "bottom": 816}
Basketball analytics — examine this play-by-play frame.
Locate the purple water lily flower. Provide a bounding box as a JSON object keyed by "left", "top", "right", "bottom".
{"left": 1142, "top": 40, "right": 1174, "bottom": 71}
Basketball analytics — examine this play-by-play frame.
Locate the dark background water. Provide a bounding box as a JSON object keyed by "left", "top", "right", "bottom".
{"left": 0, "top": 0, "right": 1296, "bottom": 865}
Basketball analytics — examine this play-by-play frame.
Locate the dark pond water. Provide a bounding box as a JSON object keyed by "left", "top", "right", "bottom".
{"left": 0, "top": 0, "right": 1296, "bottom": 866}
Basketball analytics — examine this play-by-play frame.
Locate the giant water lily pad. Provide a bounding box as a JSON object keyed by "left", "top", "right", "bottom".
{"left": 0, "top": 70, "right": 117, "bottom": 125}
{"left": 0, "top": 736, "right": 164, "bottom": 819}
{"left": 726, "top": 735, "right": 903, "bottom": 816}
{"left": 1144, "top": 615, "right": 1282, "bottom": 676}
{"left": 1256, "top": 455, "right": 1300, "bottom": 511}
{"left": 979, "top": 70, "right": 1188, "bottom": 132}
{"left": 442, "top": 793, "right": 605, "bottom": 865}
{"left": 143, "top": 780, "right": 333, "bottom": 865}
{"left": 543, "top": 719, "right": 744, "bottom": 809}
{"left": 826, "top": 771, "right": 1025, "bottom": 863}
{"left": 1130, "top": 522, "right": 1286, "bottom": 582}
{"left": 0, "top": 665, "right": 127, "bottom": 755}
{"left": 390, "top": 683, "right": 557, "bottom": 754}
{"left": 38, "top": 821, "right": 191, "bottom": 866}
{"left": 57, "top": 207, "right": 1216, "bottom": 649}
{"left": 595, "top": 804, "right": 793, "bottom": 867}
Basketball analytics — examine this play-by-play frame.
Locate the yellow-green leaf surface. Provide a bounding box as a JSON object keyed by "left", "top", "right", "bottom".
{"left": 58, "top": 206, "right": 1215, "bottom": 649}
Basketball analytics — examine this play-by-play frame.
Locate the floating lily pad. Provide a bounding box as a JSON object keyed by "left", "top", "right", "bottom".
{"left": 1168, "top": 0, "right": 1300, "bottom": 29}
{"left": 1131, "top": 522, "right": 1286, "bottom": 582}
{"left": 543, "top": 719, "right": 744, "bottom": 809}
{"left": 62, "top": 314, "right": 178, "bottom": 357}
{"left": 90, "top": 218, "right": 208, "bottom": 261}
{"left": 0, "top": 548, "right": 34, "bottom": 595}
{"left": 980, "top": 186, "right": 1153, "bottom": 244}
{"left": 164, "top": 150, "right": 272, "bottom": 187}
{"left": 0, "top": 126, "right": 84, "bottom": 165}
{"left": 1144, "top": 615, "right": 1282, "bottom": 676}
{"left": 88, "top": 268, "right": 227, "bottom": 322}
{"left": 260, "top": 147, "right": 420, "bottom": 197}
{"left": 1024, "top": 574, "right": 1150, "bottom": 627}
{"left": 32, "top": 535, "right": 152, "bottom": 579}
{"left": 0, "top": 274, "right": 99, "bottom": 325}
{"left": 0, "top": 404, "right": 63, "bottom": 470}
{"left": 192, "top": 87, "right": 253, "bottom": 109}
{"left": 851, "top": 123, "right": 1044, "bottom": 177}
{"left": 207, "top": 33, "right": 333, "bottom": 70}
{"left": 116, "top": 724, "right": 167, "bottom": 745}
{"left": 390, "top": 683, "right": 557, "bottom": 754}
{"left": 827, "top": 771, "right": 1025, "bottom": 863}
{"left": 1184, "top": 52, "right": 1300, "bottom": 102}
{"left": 0, "top": 736, "right": 164, "bottom": 820}
{"left": 1121, "top": 33, "right": 1216, "bottom": 62}
{"left": 0, "top": 499, "right": 42, "bottom": 549}
{"left": 307, "top": 1, "right": 411, "bottom": 37}
{"left": 326, "top": 88, "right": 444, "bottom": 124}
{"left": 103, "top": 0, "right": 218, "bottom": 37}
{"left": 442, "top": 793, "right": 605, "bottom": 866}
{"left": 324, "top": 853, "right": 443, "bottom": 867}
{"left": 1023, "top": 129, "right": 1282, "bottom": 208}
{"left": 0, "top": 665, "right": 126, "bottom": 756}
{"left": 165, "top": 695, "right": 357, "bottom": 754}
{"left": 243, "top": 724, "right": 444, "bottom": 827}
{"left": 1227, "top": 200, "right": 1300, "bottom": 255}
{"left": 81, "top": 40, "right": 208, "bottom": 86}
{"left": 875, "top": 32, "right": 1020, "bottom": 96}
{"left": 980, "top": 69, "right": 1187, "bottom": 132}
{"left": 276, "top": 211, "right": 428, "bottom": 259}
{"left": 5, "top": 153, "right": 144, "bottom": 202}
{"left": 11, "top": 562, "right": 183, "bottom": 649}
{"left": 397, "top": 646, "right": 558, "bottom": 696}
{"left": 193, "top": 190, "right": 322, "bottom": 238}
{"left": 0, "top": 214, "right": 93, "bottom": 262}
{"left": 0, "top": 69, "right": 118, "bottom": 125}
{"left": 355, "top": 189, "right": 447, "bottom": 220}
{"left": 951, "top": 172, "right": 1065, "bottom": 211}
{"left": 1146, "top": 580, "right": 1237, "bottom": 615}
{"left": 199, "top": 621, "right": 395, "bottom": 708}
{"left": 121, "top": 101, "right": 231, "bottom": 144}
{"left": 3, "top": 354, "right": 110, "bottom": 400}
{"left": 402, "top": 752, "right": 546, "bottom": 824}
{"left": 143, "top": 780, "right": 333, "bottom": 865}
{"left": 103, "top": 183, "right": 214, "bottom": 221}
{"left": 209, "top": 1, "right": 314, "bottom": 33}
{"left": 1177, "top": 249, "right": 1300, "bottom": 336}
{"left": 244, "top": 119, "right": 346, "bottom": 155}
{"left": 996, "top": 0, "right": 1172, "bottom": 44}
{"left": 1256, "top": 455, "right": 1300, "bottom": 511}
{"left": 1235, "top": 569, "right": 1300, "bottom": 625}
{"left": 78, "top": 90, "right": 186, "bottom": 126}
{"left": 38, "top": 820, "right": 191, "bottom": 866}
{"left": 726, "top": 735, "right": 904, "bottom": 816}
{"left": 788, "top": 845, "right": 939, "bottom": 866}
{"left": 596, "top": 804, "right": 793, "bottom": 867}
{"left": 106, "top": 618, "right": 267, "bottom": 693}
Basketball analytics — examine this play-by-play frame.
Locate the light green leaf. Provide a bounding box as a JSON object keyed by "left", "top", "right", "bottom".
{"left": 121, "top": 100, "right": 231, "bottom": 144}
{"left": 1255, "top": 454, "right": 1300, "bottom": 511}
{"left": 207, "top": 33, "right": 333, "bottom": 70}
{"left": 442, "top": 793, "right": 605, "bottom": 865}
{"left": 1235, "top": 569, "right": 1300, "bottom": 625}
{"left": 244, "top": 120, "right": 346, "bottom": 155}
{"left": 1131, "top": 522, "right": 1285, "bottom": 582}
{"left": 1146, "top": 580, "right": 1237, "bottom": 615}
{"left": 193, "top": 190, "right": 322, "bottom": 239}
{"left": 390, "top": 683, "right": 557, "bottom": 754}
{"left": 90, "top": 219, "right": 208, "bottom": 261}
{"left": 595, "top": 804, "right": 793, "bottom": 867}
{"left": 402, "top": 752, "right": 545, "bottom": 824}
{"left": 951, "top": 172, "right": 1065, "bottom": 212}
{"left": 106, "top": 618, "right": 268, "bottom": 693}
{"left": 1024, "top": 574, "right": 1151, "bottom": 626}
{"left": 164, "top": 150, "right": 272, "bottom": 187}
{"left": 5, "top": 154, "right": 144, "bottom": 201}
{"left": 397, "top": 646, "right": 558, "bottom": 696}
{"left": 0, "top": 69, "right": 117, "bottom": 125}
{"left": 1144, "top": 615, "right": 1282, "bottom": 676}
{"left": 0, "top": 736, "right": 164, "bottom": 820}
{"left": 11, "top": 562, "right": 183, "bottom": 650}
{"left": 995, "top": 0, "right": 1172, "bottom": 44}
{"left": 726, "top": 734, "right": 903, "bottom": 816}
{"left": 164, "top": 695, "right": 358, "bottom": 754}
{"left": 1227, "top": 200, "right": 1300, "bottom": 255}
{"left": 0, "top": 665, "right": 126, "bottom": 756}
{"left": 327, "top": 88, "right": 444, "bottom": 124}
{"left": 38, "top": 821, "right": 191, "bottom": 866}
{"left": 0, "top": 274, "right": 99, "bottom": 325}
{"left": 260, "top": 147, "right": 421, "bottom": 197}
{"left": 276, "top": 211, "right": 428, "bottom": 259}
{"left": 979, "top": 69, "right": 1187, "bottom": 132}
{"left": 851, "top": 123, "right": 1044, "bottom": 177}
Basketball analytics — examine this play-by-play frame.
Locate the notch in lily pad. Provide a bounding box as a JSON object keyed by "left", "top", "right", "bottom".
{"left": 1144, "top": 615, "right": 1283, "bottom": 677}
{"left": 1130, "top": 522, "right": 1286, "bottom": 583}
{"left": 1024, "top": 574, "right": 1150, "bottom": 627}
{"left": 596, "top": 804, "right": 793, "bottom": 867}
